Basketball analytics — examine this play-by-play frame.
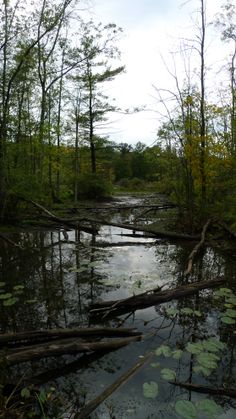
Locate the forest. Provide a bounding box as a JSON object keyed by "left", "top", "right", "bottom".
{"left": 0, "top": 0, "right": 235, "bottom": 229}
{"left": 1, "top": 1, "right": 236, "bottom": 419}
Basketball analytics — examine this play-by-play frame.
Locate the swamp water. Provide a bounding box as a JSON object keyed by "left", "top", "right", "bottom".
{"left": 0, "top": 194, "right": 236, "bottom": 418}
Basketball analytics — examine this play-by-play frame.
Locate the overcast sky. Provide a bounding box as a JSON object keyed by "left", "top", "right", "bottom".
{"left": 84, "top": 0, "right": 230, "bottom": 146}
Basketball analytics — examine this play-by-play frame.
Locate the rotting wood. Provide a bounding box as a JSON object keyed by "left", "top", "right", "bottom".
{"left": 92, "top": 241, "right": 155, "bottom": 248}
{"left": 89, "top": 278, "right": 225, "bottom": 319}
{"left": 0, "top": 232, "right": 25, "bottom": 250}
{"left": 80, "top": 217, "right": 200, "bottom": 241}
{"left": 5, "top": 335, "right": 142, "bottom": 366}
{"left": 0, "top": 327, "right": 141, "bottom": 347}
{"left": 170, "top": 381, "right": 236, "bottom": 398}
{"left": 19, "top": 198, "right": 98, "bottom": 235}
{"left": 69, "top": 203, "right": 176, "bottom": 212}
{"left": 184, "top": 219, "right": 212, "bottom": 276}
{"left": 75, "top": 352, "right": 153, "bottom": 419}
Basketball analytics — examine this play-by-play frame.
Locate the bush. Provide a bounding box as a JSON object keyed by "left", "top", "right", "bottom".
{"left": 76, "top": 173, "right": 112, "bottom": 199}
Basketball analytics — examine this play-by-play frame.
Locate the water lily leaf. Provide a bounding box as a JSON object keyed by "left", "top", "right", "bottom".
{"left": 166, "top": 307, "right": 178, "bottom": 317}
{"left": 150, "top": 362, "right": 160, "bottom": 368}
{"left": 196, "top": 399, "right": 223, "bottom": 416}
{"left": 25, "top": 299, "right": 37, "bottom": 304}
{"left": 143, "top": 381, "right": 158, "bottom": 399}
{"left": 193, "top": 310, "right": 202, "bottom": 317}
{"left": 196, "top": 353, "right": 218, "bottom": 370}
{"left": 226, "top": 296, "right": 236, "bottom": 305}
{"left": 0, "top": 293, "right": 12, "bottom": 300}
{"left": 225, "top": 309, "right": 236, "bottom": 318}
{"left": 180, "top": 307, "right": 193, "bottom": 315}
{"left": 155, "top": 345, "right": 172, "bottom": 357}
{"left": 3, "top": 297, "right": 18, "bottom": 306}
{"left": 172, "top": 349, "right": 183, "bottom": 360}
{"left": 0, "top": 282, "right": 6, "bottom": 287}
{"left": 21, "top": 387, "right": 31, "bottom": 398}
{"left": 193, "top": 365, "right": 212, "bottom": 377}
{"left": 221, "top": 316, "right": 235, "bottom": 325}
{"left": 13, "top": 285, "right": 24, "bottom": 291}
{"left": 202, "top": 338, "right": 225, "bottom": 352}
{"left": 224, "top": 303, "right": 233, "bottom": 308}
{"left": 186, "top": 342, "right": 203, "bottom": 355}
{"left": 214, "top": 288, "right": 231, "bottom": 297}
{"left": 175, "top": 400, "right": 197, "bottom": 419}
{"left": 161, "top": 368, "right": 176, "bottom": 381}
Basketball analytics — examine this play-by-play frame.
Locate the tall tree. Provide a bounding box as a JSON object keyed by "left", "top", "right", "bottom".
{"left": 71, "top": 21, "right": 125, "bottom": 174}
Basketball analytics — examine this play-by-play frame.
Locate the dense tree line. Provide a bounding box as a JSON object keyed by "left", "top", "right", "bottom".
{"left": 0, "top": 0, "right": 236, "bottom": 230}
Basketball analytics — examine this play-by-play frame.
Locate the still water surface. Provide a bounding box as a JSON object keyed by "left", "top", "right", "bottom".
{"left": 0, "top": 195, "right": 236, "bottom": 418}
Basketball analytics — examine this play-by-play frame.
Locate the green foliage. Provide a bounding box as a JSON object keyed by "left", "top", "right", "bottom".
{"left": 160, "top": 368, "right": 176, "bottom": 381}
{"left": 143, "top": 381, "right": 159, "bottom": 399}
{"left": 76, "top": 173, "right": 112, "bottom": 199}
{"left": 175, "top": 400, "right": 197, "bottom": 419}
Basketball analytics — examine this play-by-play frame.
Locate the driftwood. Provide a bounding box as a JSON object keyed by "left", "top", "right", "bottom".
{"left": 93, "top": 241, "right": 155, "bottom": 248}
{"left": 184, "top": 219, "right": 212, "bottom": 276}
{"left": 0, "top": 327, "right": 140, "bottom": 347}
{"left": 21, "top": 198, "right": 98, "bottom": 235}
{"left": 70, "top": 203, "right": 176, "bottom": 212}
{"left": 0, "top": 232, "right": 25, "bottom": 250}
{"left": 5, "top": 335, "right": 142, "bottom": 366}
{"left": 170, "top": 381, "right": 236, "bottom": 398}
{"left": 82, "top": 217, "right": 200, "bottom": 241}
{"left": 75, "top": 352, "right": 153, "bottom": 419}
{"left": 89, "top": 278, "right": 225, "bottom": 318}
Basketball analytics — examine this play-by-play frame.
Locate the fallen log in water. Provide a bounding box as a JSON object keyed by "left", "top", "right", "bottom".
{"left": 170, "top": 381, "right": 236, "bottom": 398}
{"left": 75, "top": 352, "right": 153, "bottom": 419}
{"left": 0, "top": 327, "right": 140, "bottom": 347}
{"left": 19, "top": 198, "right": 98, "bottom": 235}
{"left": 5, "top": 335, "right": 142, "bottom": 366}
{"left": 81, "top": 217, "right": 200, "bottom": 241}
{"left": 89, "top": 278, "right": 225, "bottom": 319}
{"left": 184, "top": 219, "right": 212, "bottom": 276}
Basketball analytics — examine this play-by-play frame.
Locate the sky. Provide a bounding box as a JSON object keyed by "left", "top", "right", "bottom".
{"left": 83, "top": 0, "right": 231, "bottom": 146}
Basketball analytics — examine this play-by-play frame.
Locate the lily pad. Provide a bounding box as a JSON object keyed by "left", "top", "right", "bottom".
{"left": 175, "top": 400, "right": 197, "bottom": 419}
{"left": 143, "top": 381, "right": 158, "bottom": 399}
{"left": 196, "top": 399, "right": 223, "bottom": 416}
{"left": 161, "top": 368, "right": 176, "bottom": 381}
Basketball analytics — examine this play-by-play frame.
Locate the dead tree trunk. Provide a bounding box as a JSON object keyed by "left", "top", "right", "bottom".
{"left": 75, "top": 352, "right": 153, "bottom": 419}
{"left": 5, "top": 335, "right": 142, "bottom": 366}
{"left": 184, "top": 219, "right": 211, "bottom": 276}
{"left": 170, "top": 381, "right": 236, "bottom": 398}
{"left": 89, "top": 278, "right": 225, "bottom": 319}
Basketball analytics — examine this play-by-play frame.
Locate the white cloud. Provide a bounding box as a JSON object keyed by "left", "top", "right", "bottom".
{"left": 84, "top": 0, "right": 232, "bottom": 145}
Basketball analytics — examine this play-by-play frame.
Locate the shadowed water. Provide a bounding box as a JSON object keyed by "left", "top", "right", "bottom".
{"left": 0, "top": 194, "right": 236, "bottom": 418}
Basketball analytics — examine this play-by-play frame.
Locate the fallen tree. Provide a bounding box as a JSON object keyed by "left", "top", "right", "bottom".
{"left": 170, "top": 381, "right": 236, "bottom": 398}
{"left": 19, "top": 198, "right": 98, "bottom": 235}
{"left": 75, "top": 352, "right": 153, "bottom": 419}
{"left": 89, "top": 278, "right": 225, "bottom": 319}
{"left": 81, "top": 217, "right": 200, "bottom": 241}
{"left": 184, "top": 219, "right": 212, "bottom": 276}
{"left": 0, "top": 327, "right": 141, "bottom": 347}
{"left": 5, "top": 335, "right": 142, "bottom": 366}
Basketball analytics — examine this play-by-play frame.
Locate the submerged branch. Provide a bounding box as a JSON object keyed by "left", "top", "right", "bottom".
{"left": 170, "top": 381, "right": 236, "bottom": 398}
{"left": 0, "top": 327, "right": 140, "bottom": 347}
{"left": 184, "top": 219, "right": 211, "bottom": 276}
{"left": 75, "top": 352, "right": 153, "bottom": 419}
{"left": 89, "top": 278, "right": 225, "bottom": 319}
{"left": 5, "top": 336, "right": 142, "bottom": 366}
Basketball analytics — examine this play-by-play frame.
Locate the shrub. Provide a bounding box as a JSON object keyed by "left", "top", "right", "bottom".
{"left": 76, "top": 173, "right": 112, "bottom": 199}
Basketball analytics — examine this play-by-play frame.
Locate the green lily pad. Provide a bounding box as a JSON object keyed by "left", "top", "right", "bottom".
{"left": 143, "top": 381, "right": 158, "bottom": 399}
{"left": 221, "top": 316, "right": 235, "bottom": 325}
{"left": 175, "top": 400, "right": 197, "bottom": 419}
{"left": 161, "top": 368, "right": 176, "bottom": 381}
{"left": 196, "top": 399, "right": 223, "bottom": 416}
